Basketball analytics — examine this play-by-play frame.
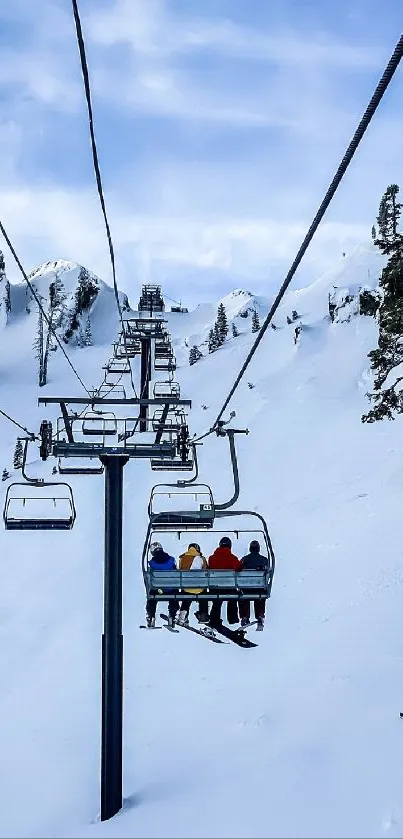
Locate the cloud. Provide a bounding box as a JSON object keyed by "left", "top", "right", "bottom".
{"left": 0, "top": 0, "right": 401, "bottom": 311}
{"left": 0, "top": 183, "right": 371, "bottom": 305}
{"left": 87, "top": 0, "right": 380, "bottom": 69}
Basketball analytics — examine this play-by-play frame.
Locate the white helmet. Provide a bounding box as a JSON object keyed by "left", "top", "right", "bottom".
{"left": 150, "top": 541, "right": 163, "bottom": 554}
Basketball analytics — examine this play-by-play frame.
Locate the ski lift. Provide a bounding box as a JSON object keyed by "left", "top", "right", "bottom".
{"left": 105, "top": 358, "right": 131, "bottom": 375}
{"left": 150, "top": 457, "right": 194, "bottom": 471}
{"left": 3, "top": 481, "right": 76, "bottom": 530}
{"left": 153, "top": 380, "right": 180, "bottom": 399}
{"left": 142, "top": 509, "right": 275, "bottom": 604}
{"left": 98, "top": 384, "right": 127, "bottom": 399}
{"left": 58, "top": 456, "right": 104, "bottom": 476}
{"left": 148, "top": 484, "right": 215, "bottom": 530}
{"left": 114, "top": 341, "right": 140, "bottom": 359}
{"left": 82, "top": 411, "right": 117, "bottom": 436}
{"left": 151, "top": 408, "right": 185, "bottom": 432}
{"left": 154, "top": 355, "right": 176, "bottom": 372}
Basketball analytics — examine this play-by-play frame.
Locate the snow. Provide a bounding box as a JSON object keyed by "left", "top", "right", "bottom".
{"left": 1, "top": 246, "right": 403, "bottom": 838}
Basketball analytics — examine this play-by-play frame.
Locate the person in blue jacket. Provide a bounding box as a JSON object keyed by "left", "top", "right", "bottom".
{"left": 146, "top": 541, "right": 179, "bottom": 627}
{"left": 238, "top": 540, "right": 268, "bottom": 628}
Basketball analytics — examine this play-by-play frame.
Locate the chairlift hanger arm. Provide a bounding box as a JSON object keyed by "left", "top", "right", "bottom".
{"left": 154, "top": 403, "right": 170, "bottom": 445}
{"left": 21, "top": 438, "right": 44, "bottom": 485}
{"left": 177, "top": 443, "right": 199, "bottom": 486}
{"left": 214, "top": 428, "right": 248, "bottom": 511}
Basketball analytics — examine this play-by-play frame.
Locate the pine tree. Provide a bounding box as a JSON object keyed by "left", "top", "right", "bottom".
{"left": 33, "top": 306, "right": 46, "bottom": 386}
{"left": 213, "top": 322, "right": 222, "bottom": 348}
{"left": 2, "top": 468, "right": 10, "bottom": 481}
{"left": 216, "top": 303, "right": 228, "bottom": 344}
{"left": 363, "top": 185, "right": 403, "bottom": 422}
{"left": 84, "top": 316, "right": 93, "bottom": 346}
{"left": 252, "top": 309, "right": 260, "bottom": 333}
{"left": 75, "top": 267, "right": 98, "bottom": 313}
{"left": 232, "top": 322, "right": 239, "bottom": 337}
{"left": 13, "top": 439, "right": 24, "bottom": 470}
{"left": 76, "top": 324, "right": 86, "bottom": 348}
{"left": 0, "top": 250, "right": 11, "bottom": 319}
{"left": 208, "top": 327, "right": 218, "bottom": 353}
{"left": 189, "top": 345, "right": 203, "bottom": 365}
{"left": 373, "top": 185, "right": 402, "bottom": 255}
{"left": 371, "top": 225, "right": 376, "bottom": 242}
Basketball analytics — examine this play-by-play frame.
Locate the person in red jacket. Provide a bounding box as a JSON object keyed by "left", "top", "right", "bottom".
{"left": 208, "top": 536, "right": 241, "bottom": 625}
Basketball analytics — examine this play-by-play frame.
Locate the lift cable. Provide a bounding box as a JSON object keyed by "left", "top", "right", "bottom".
{"left": 71, "top": 0, "right": 137, "bottom": 397}
{"left": 0, "top": 220, "right": 92, "bottom": 398}
{"left": 195, "top": 33, "right": 403, "bottom": 440}
{"left": 0, "top": 406, "right": 37, "bottom": 439}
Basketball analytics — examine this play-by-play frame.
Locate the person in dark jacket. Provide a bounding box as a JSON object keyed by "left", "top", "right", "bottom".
{"left": 208, "top": 536, "right": 242, "bottom": 626}
{"left": 147, "top": 541, "right": 179, "bottom": 627}
{"left": 238, "top": 540, "right": 268, "bottom": 627}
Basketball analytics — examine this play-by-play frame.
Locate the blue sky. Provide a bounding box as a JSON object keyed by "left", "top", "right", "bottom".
{"left": 0, "top": 0, "right": 402, "bottom": 307}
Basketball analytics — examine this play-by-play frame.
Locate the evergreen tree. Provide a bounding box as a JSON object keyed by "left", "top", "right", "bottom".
{"left": 373, "top": 184, "right": 403, "bottom": 255}
{"left": 213, "top": 321, "right": 222, "bottom": 348}
{"left": 371, "top": 225, "right": 376, "bottom": 242}
{"left": 13, "top": 439, "right": 24, "bottom": 470}
{"left": 84, "top": 315, "right": 93, "bottom": 346}
{"left": 0, "top": 250, "right": 11, "bottom": 319}
{"left": 2, "top": 468, "right": 10, "bottom": 481}
{"left": 75, "top": 267, "right": 98, "bottom": 313}
{"left": 231, "top": 322, "right": 239, "bottom": 337}
{"left": 363, "top": 185, "right": 403, "bottom": 422}
{"left": 208, "top": 327, "right": 218, "bottom": 353}
{"left": 216, "top": 303, "right": 228, "bottom": 344}
{"left": 252, "top": 309, "right": 260, "bottom": 333}
{"left": 189, "top": 345, "right": 203, "bottom": 365}
{"left": 76, "top": 324, "right": 86, "bottom": 348}
{"left": 33, "top": 307, "right": 46, "bottom": 386}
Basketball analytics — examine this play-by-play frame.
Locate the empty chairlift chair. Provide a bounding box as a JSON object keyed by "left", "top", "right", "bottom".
{"left": 3, "top": 481, "right": 76, "bottom": 531}
{"left": 153, "top": 380, "right": 180, "bottom": 399}
{"left": 58, "top": 456, "right": 104, "bottom": 476}
{"left": 148, "top": 484, "right": 215, "bottom": 530}
{"left": 82, "top": 411, "right": 117, "bottom": 436}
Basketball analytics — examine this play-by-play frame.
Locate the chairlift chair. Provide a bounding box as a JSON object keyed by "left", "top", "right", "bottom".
{"left": 105, "top": 359, "right": 131, "bottom": 374}
{"left": 82, "top": 411, "right": 118, "bottom": 436}
{"left": 98, "top": 384, "right": 127, "bottom": 399}
{"left": 58, "top": 456, "right": 104, "bottom": 476}
{"left": 142, "top": 507, "right": 275, "bottom": 604}
{"left": 3, "top": 481, "right": 76, "bottom": 531}
{"left": 148, "top": 483, "right": 215, "bottom": 530}
{"left": 154, "top": 356, "right": 176, "bottom": 372}
{"left": 153, "top": 380, "right": 180, "bottom": 399}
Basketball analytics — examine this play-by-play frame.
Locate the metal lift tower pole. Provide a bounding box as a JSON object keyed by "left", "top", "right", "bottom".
{"left": 139, "top": 337, "right": 151, "bottom": 432}
{"left": 100, "top": 454, "right": 129, "bottom": 822}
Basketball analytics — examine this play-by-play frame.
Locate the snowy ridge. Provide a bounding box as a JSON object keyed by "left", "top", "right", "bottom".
{"left": 1, "top": 242, "right": 403, "bottom": 839}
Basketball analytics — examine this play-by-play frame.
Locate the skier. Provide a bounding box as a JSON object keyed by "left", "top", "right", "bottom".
{"left": 238, "top": 540, "right": 268, "bottom": 628}
{"left": 177, "top": 543, "right": 209, "bottom": 625}
{"left": 208, "top": 536, "right": 241, "bottom": 625}
{"left": 146, "top": 542, "right": 178, "bottom": 628}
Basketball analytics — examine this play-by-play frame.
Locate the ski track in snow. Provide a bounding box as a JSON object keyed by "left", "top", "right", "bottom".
{"left": 0, "top": 246, "right": 403, "bottom": 838}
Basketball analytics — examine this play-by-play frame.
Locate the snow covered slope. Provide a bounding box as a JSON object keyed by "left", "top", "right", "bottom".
{"left": 1, "top": 243, "right": 403, "bottom": 839}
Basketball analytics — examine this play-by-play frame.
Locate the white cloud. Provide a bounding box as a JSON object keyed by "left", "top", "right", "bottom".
{"left": 0, "top": 183, "right": 371, "bottom": 303}
{"left": 87, "top": 0, "right": 380, "bottom": 69}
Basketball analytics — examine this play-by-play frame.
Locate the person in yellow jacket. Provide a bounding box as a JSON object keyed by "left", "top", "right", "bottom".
{"left": 177, "top": 543, "right": 209, "bottom": 624}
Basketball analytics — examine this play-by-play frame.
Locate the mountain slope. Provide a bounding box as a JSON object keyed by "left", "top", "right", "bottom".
{"left": 0, "top": 245, "right": 402, "bottom": 839}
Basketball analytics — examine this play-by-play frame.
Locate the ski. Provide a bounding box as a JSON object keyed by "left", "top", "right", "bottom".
{"left": 139, "top": 625, "right": 163, "bottom": 630}
{"left": 208, "top": 620, "right": 258, "bottom": 648}
{"left": 160, "top": 614, "right": 226, "bottom": 644}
